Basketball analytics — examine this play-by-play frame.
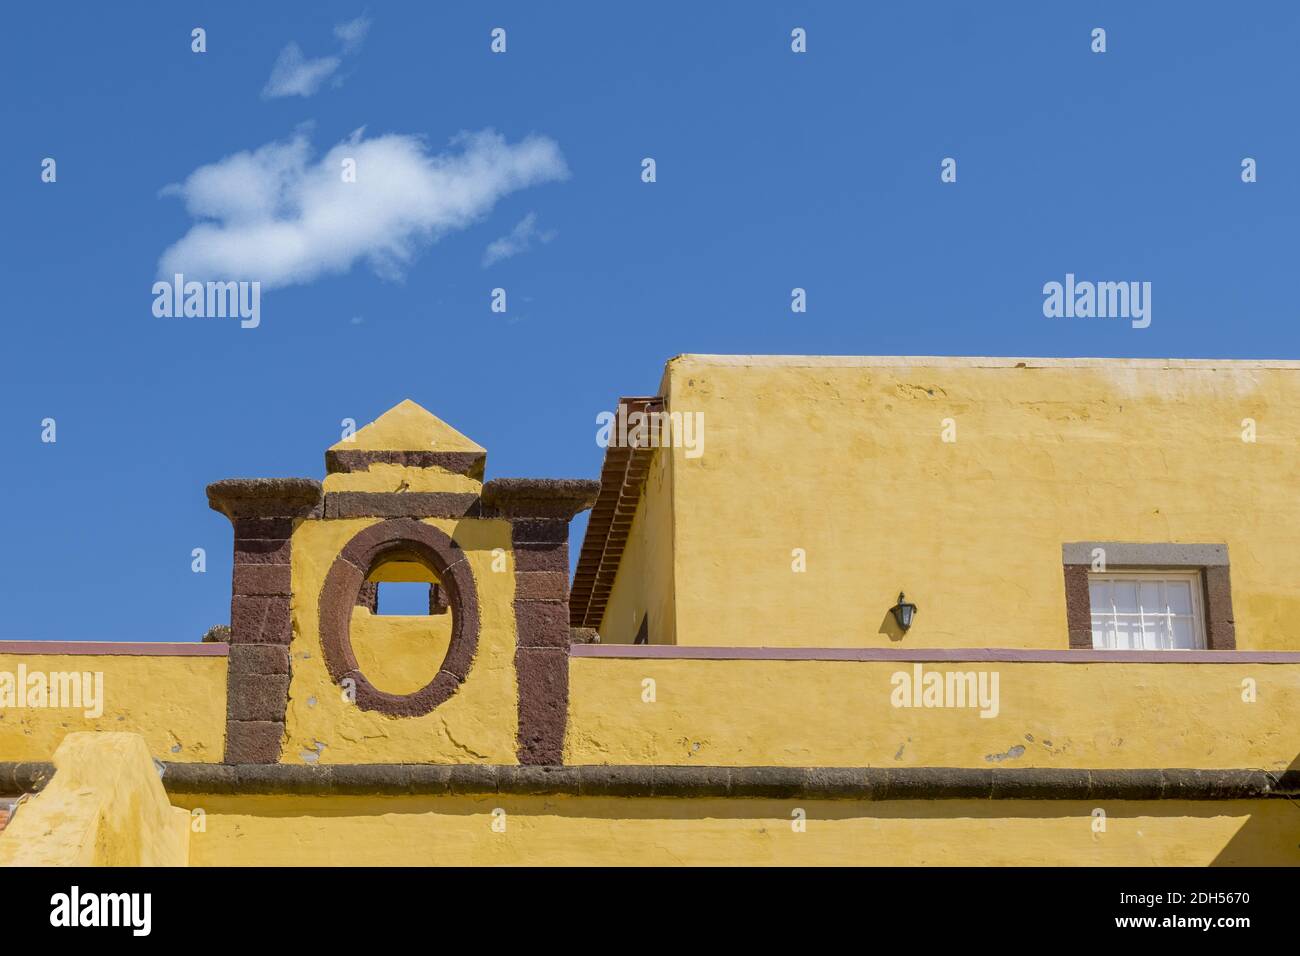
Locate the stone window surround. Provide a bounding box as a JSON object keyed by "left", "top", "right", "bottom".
{"left": 318, "top": 518, "right": 481, "bottom": 718}
{"left": 1062, "top": 542, "right": 1236, "bottom": 651}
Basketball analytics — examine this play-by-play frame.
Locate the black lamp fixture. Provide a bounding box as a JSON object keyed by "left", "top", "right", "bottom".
{"left": 890, "top": 592, "right": 918, "bottom": 632}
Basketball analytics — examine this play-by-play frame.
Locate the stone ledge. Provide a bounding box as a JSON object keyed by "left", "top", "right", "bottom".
{"left": 207, "top": 478, "right": 323, "bottom": 519}
{"left": 481, "top": 478, "right": 600, "bottom": 519}
{"left": 10, "top": 762, "right": 1295, "bottom": 800}
{"left": 62, "top": 764, "right": 1296, "bottom": 800}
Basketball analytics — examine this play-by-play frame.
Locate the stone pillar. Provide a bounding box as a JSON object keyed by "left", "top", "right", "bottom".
{"left": 207, "top": 478, "right": 322, "bottom": 763}
{"left": 482, "top": 479, "right": 599, "bottom": 765}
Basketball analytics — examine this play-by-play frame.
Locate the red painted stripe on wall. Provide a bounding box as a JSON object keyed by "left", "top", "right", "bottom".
{"left": 0, "top": 641, "right": 229, "bottom": 657}
{"left": 570, "top": 645, "right": 1300, "bottom": 664}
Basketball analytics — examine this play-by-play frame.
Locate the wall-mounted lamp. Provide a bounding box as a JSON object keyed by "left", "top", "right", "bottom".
{"left": 890, "top": 592, "right": 918, "bottom": 632}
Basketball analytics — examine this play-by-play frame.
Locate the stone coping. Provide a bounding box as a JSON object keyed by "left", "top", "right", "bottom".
{"left": 207, "top": 478, "right": 324, "bottom": 519}
{"left": 480, "top": 478, "right": 601, "bottom": 518}
{"left": 3, "top": 764, "right": 1292, "bottom": 800}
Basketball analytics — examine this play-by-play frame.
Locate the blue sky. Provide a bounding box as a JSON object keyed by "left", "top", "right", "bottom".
{"left": 1, "top": 2, "right": 1297, "bottom": 641}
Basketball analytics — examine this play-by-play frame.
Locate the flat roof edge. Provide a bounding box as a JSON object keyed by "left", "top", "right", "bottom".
{"left": 670, "top": 354, "right": 1300, "bottom": 370}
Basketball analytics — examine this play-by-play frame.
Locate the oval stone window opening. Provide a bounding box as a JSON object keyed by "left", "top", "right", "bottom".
{"left": 350, "top": 554, "right": 452, "bottom": 696}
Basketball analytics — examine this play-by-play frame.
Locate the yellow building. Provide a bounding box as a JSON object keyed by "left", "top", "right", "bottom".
{"left": 2, "top": 356, "right": 1299, "bottom": 866}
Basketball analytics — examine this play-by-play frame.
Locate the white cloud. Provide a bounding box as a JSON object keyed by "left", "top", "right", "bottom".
{"left": 262, "top": 16, "right": 371, "bottom": 99}
{"left": 262, "top": 43, "right": 342, "bottom": 99}
{"left": 334, "top": 16, "right": 371, "bottom": 53}
{"left": 482, "top": 212, "right": 557, "bottom": 267}
{"left": 157, "top": 128, "right": 569, "bottom": 290}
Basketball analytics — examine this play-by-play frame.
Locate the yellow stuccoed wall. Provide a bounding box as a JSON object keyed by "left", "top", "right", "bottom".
{"left": 599, "top": 440, "right": 677, "bottom": 645}
{"left": 285, "top": 515, "right": 519, "bottom": 765}
{"left": 0, "top": 652, "right": 226, "bottom": 762}
{"left": 565, "top": 658, "right": 1300, "bottom": 768}
{"left": 603, "top": 356, "right": 1300, "bottom": 649}
{"left": 171, "top": 793, "right": 1299, "bottom": 866}
{"left": 350, "top": 612, "right": 453, "bottom": 696}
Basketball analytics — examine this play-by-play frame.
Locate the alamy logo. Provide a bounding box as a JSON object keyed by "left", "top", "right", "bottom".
{"left": 50, "top": 886, "right": 151, "bottom": 936}
{"left": 595, "top": 403, "right": 705, "bottom": 459}
{"left": 152, "top": 273, "right": 261, "bottom": 328}
{"left": 0, "top": 666, "right": 103, "bottom": 718}
{"left": 1042, "top": 273, "right": 1151, "bottom": 328}
{"left": 890, "top": 663, "right": 1000, "bottom": 718}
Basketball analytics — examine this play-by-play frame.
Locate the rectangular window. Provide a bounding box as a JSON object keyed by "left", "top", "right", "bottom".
{"left": 1087, "top": 571, "right": 1206, "bottom": 650}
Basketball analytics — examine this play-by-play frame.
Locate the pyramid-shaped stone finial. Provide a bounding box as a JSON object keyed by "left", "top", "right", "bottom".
{"left": 325, "top": 400, "right": 486, "bottom": 484}
{"left": 330, "top": 399, "right": 484, "bottom": 454}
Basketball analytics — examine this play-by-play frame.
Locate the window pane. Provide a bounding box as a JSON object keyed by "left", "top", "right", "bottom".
{"left": 1086, "top": 573, "right": 1204, "bottom": 651}
{"left": 1110, "top": 616, "right": 1136, "bottom": 650}
{"left": 1112, "top": 581, "right": 1139, "bottom": 614}
{"left": 1170, "top": 617, "right": 1197, "bottom": 649}
{"left": 1138, "top": 616, "right": 1161, "bottom": 651}
{"left": 1166, "top": 580, "right": 1193, "bottom": 615}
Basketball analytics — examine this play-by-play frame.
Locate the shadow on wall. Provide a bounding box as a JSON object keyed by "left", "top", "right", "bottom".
{"left": 877, "top": 610, "right": 906, "bottom": 643}
{"left": 1211, "top": 752, "right": 1300, "bottom": 866}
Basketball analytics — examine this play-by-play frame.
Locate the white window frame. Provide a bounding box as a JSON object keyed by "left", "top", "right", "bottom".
{"left": 1087, "top": 569, "right": 1207, "bottom": 651}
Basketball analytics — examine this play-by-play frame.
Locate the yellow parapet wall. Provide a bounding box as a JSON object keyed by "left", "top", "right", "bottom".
{"left": 0, "top": 646, "right": 227, "bottom": 763}
{"left": 566, "top": 654, "right": 1300, "bottom": 769}
{"left": 0, "top": 733, "right": 189, "bottom": 866}
{"left": 604, "top": 356, "right": 1300, "bottom": 648}
{"left": 170, "top": 793, "right": 1299, "bottom": 866}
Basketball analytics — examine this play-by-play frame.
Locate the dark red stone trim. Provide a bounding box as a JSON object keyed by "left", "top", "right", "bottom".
{"left": 227, "top": 674, "right": 291, "bottom": 722}
{"left": 230, "top": 596, "right": 292, "bottom": 645}
{"left": 514, "top": 647, "right": 568, "bottom": 765}
{"left": 223, "top": 722, "right": 284, "bottom": 764}
{"left": 232, "top": 565, "right": 292, "bottom": 596}
{"left": 510, "top": 514, "right": 582, "bottom": 765}
{"left": 480, "top": 478, "right": 600, "bottom": 519}
{"left": 233, "top": 517, "right": 296, "bottom": 539}
{"left": 14, "top": 760, "right": 1298, "bottom": 800}
{"left": 515, "top": 541, "right": 569, "bottom": 572}
{"left": 318, "top": 518, "right": 481, "bottom": 717}
{"left": 208, "top": 477, "right": 321, "bottom": 764}
{"left": 227, "top": 644, "right": 290, "bottom": 676}
{"left": 515, "top": 601, "right": 570, "bottom": 648}
{"left": 323, "top": 492, "right": 481, "bottom": 519}
{"left": 510, "top": 518, "right": 569, "bottom": 543}
{"left": 207, "top": 478, "right": 322, "bottom": 520}
{"left": 233, "top": 538, "right": 291, "bottom": 566}
{"left": 515, "top": 571, "right": 568, "bottom": 602}
{"left": 326, "top": 449, "right": 486, "bottom": 480}
{"left": 142, "top": 763, "right": 1300, "bottom": 801}
{"left": 1063, "top": 565, "right": 1092, "bottom": 649}
{"left": 1203, "top": 565, "right": 1237, "bottom": 650}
